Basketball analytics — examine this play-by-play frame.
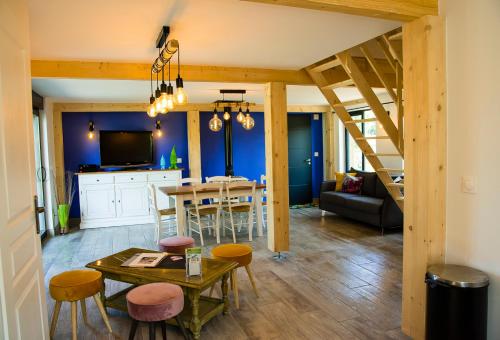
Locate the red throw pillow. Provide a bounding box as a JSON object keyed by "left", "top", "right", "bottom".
{"left": 342, "top": 175, "right": 364, "bottom": 194}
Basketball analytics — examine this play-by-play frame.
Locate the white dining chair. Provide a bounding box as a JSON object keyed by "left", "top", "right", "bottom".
{"left": 178, "top": 177, "right": 201, "bottom": 186}
{"left": 148, "top": 184, "right": 176, "bottom": 244}
{"left": 260, "top": 175, "right": 268, "bottom": 229}
{"left": 222, "top": 181, "right": 256, "bottom": 242}
{"left": 188, "top": 183, "right": 224, "bottom": 246}
{"left": 205, "top": 176, "right": 231, "bottom": 183}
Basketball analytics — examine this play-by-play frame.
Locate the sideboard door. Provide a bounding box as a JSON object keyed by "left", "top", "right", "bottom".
{"left": 115, "top": 183, "right": 150, "bottom": 218}
{"left": 80, "top": 184, "right": 116, "bottom": 219}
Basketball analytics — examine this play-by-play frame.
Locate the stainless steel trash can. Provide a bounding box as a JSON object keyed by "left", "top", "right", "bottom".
{"left": 425, "top": 264, "right": 489, "bottom": 340}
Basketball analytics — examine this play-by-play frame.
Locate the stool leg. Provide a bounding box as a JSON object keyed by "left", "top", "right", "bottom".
{"left": 71, "top": 301, "right": 78, "bottom": 340}
{"left": 160, "top": 321, "right": 167, "bottom": 340}
{"left": 149, "top": 322, "right": 156, "bottom": 340}
{"left": 93, "top": 294, "right": 113, "bottom": 333}
{"left": 231, "top": 269, "right": 239, "bottom": 309}
{"left": 128, "top": 319, "right": 138, "bottom": 340}
{"left": 80, "top": 299, "right": 88, "bottom": 324}
{"left": 50, "top": 301, "right": 62, "bottom": 338}
{"left": 244, "top": 265, "right": 259, "bottom": 297}
{"left": 175, "top": 315, "right": 190, "bottom": 340}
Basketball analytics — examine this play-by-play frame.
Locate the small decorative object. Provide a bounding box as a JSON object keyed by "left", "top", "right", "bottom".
{"left": 52, "top": 171, "right": 76, "bottom": 235}
{"left": 169, "top": 145, "right": 178, "bottom": 169}
{"left": 186, "top": 247, "right": 202, "bottom": 277}
{"left": 160, "top": 154, "right": 166, "bottom": 170}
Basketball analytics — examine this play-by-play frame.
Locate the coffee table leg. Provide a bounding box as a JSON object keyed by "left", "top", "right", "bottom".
{"left": 221, "top": 272, "right": 230, "bottom": 315}
{"left": 99, "top": 274, "right": 107, "bottom": 312}
{"left": 188, "top": 289, "right": 201, "bottom": 340}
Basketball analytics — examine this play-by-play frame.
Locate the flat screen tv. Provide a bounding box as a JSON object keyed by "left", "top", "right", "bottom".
{"left": 99, "top": 131, "right": 154, "bottom": 168}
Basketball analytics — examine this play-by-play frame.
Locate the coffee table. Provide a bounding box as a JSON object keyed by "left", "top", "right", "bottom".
{"left": 86, "top": 247, "right": 238, "bottom": 340}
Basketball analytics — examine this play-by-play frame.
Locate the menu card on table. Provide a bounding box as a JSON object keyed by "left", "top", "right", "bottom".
{"left": 185, "top": 247, "right": 202, "bottom": 277}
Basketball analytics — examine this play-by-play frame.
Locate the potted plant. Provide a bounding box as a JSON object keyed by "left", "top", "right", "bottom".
{"left": 53, "top": 171, "right": 76, "bottom": 235}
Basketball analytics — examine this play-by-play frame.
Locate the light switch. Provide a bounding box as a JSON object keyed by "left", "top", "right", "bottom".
{"left": 313, "top": 114, "right": 320, "bottom": 120}
{"left": 177, "top": 158, "right": 182, "bottom": 164}
{"left": 461, "top": 176, "right": 477, "bottom": 194}
{"left": 314, "top": 152, "right": 319, "bottom": 157}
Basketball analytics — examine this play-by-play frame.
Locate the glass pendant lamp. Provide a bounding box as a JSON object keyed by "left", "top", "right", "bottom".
{"left": 209, "top": 109, "right": 223, "bottom": 132}
{"left": 236, "top": 106, "right": 245, "bottom": 123}
{"left": 242, "top": 114, "right": 255, "bottom": 130}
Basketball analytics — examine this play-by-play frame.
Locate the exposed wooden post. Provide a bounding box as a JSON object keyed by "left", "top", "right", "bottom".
{"left": 187, "top": 110, "right": 201, "bottom": 179}
{"left": 402, "top": 15, "right": 446, "bottom": 339}
{"left": 264, "top": 82, "right": 289, "bottom": 252}
{"left": 52, "top": 105, "right": 65, "bottom": 202}
{"left": 322, "top": 110, "right": 335, "bottom": 180}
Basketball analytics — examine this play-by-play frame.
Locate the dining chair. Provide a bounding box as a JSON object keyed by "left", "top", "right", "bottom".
{"left": 205, "top": 175, "right": 231, "bottom": 183}
{"left": 222, "top": 181, "right": 256, "bottom": 242}
{"left": 177, "top": 177, "right": 201, "bottom": 186}
{"left": 260, "top": 174, "right": 267, "bottom": 229}
{"left": 148, "top": 184, "right": 176, "bottom": 244}
{"left": 188, "top": 183, "right": 223, "bottom": 246}
{"left": 229, "top": 176, "right": 249, "bottom": 182}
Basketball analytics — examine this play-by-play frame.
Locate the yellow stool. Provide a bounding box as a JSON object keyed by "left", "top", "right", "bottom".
{"left": 49, "top": 270, "right": 112, "bottom": 339}
{"left": 210, "top": 244, "right": 258, "bottom": 309}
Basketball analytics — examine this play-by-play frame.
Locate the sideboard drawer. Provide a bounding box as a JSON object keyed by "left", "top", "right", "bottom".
{"left": 115, "top": 173, "right": 148, "bottom": 184}
{"left": 79, "top": 174, "right": 114, "bottom": 185}
{"left": 148, "top": 171, "right": 181, "bottom": 182}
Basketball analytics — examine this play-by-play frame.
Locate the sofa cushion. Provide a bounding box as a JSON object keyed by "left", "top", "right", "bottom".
{"left": 374, "top": 177, "right": 388, "bottom": 198}
{"left": 321, "top": 191, "right": 364, "bottom": 207}
{"left": 341, "top": 175, "right": 364, "bottom": 194}
{"left": 344, "top": 195, "right": 384, "bottom": 214}
{"left": 350, "top": 168, "right": 377, "bottom": 197}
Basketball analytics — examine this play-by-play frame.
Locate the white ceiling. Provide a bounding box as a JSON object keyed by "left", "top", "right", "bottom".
{"left": 31, "top": 78, "right": 390, "bottom": 106}
{"left": 28, "top": 0, "right": 399, "bottom": 69}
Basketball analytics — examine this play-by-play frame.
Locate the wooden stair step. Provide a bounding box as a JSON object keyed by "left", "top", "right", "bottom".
{"left": 344, "top": 118, "right": 377, "bottom": 124}
{"left": 377, "top": 168, "right": 404, "bottom": 173}
{"left": 388, "top": 32, "right": 403, "bottom": 40}
{"left": 321, "top": 79, "right": 354, "bottom": 90}
{"left": 355, "top": 136, "right": 390, "bottom": 140}
{"left": 387, "top": 183, "right": 404, "bottom": 188}
{"left": 396, "top": 196, "right": 404, "bottom": 201}
{"left": 310, "top": 57, "right": 341, "bottom": 73}
{"left": 341, "top": 98, "right": 367, "bottom": 107}
{"left": 366, "top": 153, "right": 401, "bottom": 157}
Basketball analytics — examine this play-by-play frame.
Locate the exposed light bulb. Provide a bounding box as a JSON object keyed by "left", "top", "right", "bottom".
{"left": 236, "top": 108, "right": 245, "bottom": 123}
{"left": 166, "top": 84, "right": 175, "bottom": 110}
{"left": 175, "top": 87, "right": 187, "bottom": 105}
{"left": 159, "top": 93, "right": 168, "bottom": 111}
{"left": 242, "top": 114, "right": 255, "bottom": 130}
{"left": 148, "top": 103, "right": 157, "bottom": 117}
{"left": 209, "top": 113, "right": 223, "bottom": 132}
{"left": 88, "top": 131, "right": 94, "bottom": 139}
{"left": 156, "top": 130, "right": 163, "bottom": 137}
{"left": 223, "top": 110, "right": 231, "bottom": 121}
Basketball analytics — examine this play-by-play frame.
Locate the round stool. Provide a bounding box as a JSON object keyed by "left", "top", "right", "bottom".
{"left": 210, "top": 244, "right": 258, "bottom": 309}
{"left": 126, "top": 282, "right": 188, "bottom": 340}
{"left": 159, "top": 236, "right": 195, "bottom": 253}
{"left": 49, "top": 270, "right": 112, "bottom": 340}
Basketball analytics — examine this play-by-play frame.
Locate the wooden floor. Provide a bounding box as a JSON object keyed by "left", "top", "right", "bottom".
{"left": 42, "top": 208, "right": 408, "bottom": 340}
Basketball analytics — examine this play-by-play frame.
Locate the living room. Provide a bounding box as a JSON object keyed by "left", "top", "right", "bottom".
{"left": 1, "top": 0, "right": 499, "bottom": 340}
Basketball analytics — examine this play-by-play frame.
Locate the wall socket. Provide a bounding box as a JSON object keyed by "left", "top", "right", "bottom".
{"left": 461, "top": 176, "right": 477, "bottom": 194}
{"left": 176, "top": 158, "right": 182, "bottom": 164}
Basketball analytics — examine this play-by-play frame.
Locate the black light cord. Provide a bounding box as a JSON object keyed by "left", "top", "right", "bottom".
{"left": 168, "top": 59, "right": 172, "bottom": 85}
{"left": 177, "top": 44, "right": 181, "bottom": 75}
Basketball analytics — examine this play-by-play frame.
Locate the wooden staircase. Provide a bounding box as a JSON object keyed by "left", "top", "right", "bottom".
{"left": 306, "top": 28, "right": 405, "bottom": 210}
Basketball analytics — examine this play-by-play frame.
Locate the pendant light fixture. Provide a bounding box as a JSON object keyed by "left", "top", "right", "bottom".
{"left": 155, "top": 120, "right": 162, "bottom": 137}
{"left": 146, "top": 26, "right": 188, "bottom": 118}
{"left": 175, "top": 44, "right": 187, "bottom": 104}
{"left": 209, "top": 90, "right": 255, "bottom": 131}
{"left": 88, "top": 121, "right": 95, "bottom": 139}
{"left": 209, "top": 107, "right": 223, "bottom": 132}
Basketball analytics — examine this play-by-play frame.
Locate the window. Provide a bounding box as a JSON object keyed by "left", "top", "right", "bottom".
{"left": 345, "top": 110, "right": 376, "bottom": 172}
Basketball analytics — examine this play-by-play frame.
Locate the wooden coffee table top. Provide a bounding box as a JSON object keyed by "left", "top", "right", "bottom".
{"left": 86, "top": 247, "right": 237, "bottom": 289}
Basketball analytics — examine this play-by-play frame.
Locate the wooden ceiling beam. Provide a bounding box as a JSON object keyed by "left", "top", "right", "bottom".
{"left": 31, "top": 60, "right": 313, "bottom": 85}
{"left": 241, "top": 0, "right": 437, "bottom": 22}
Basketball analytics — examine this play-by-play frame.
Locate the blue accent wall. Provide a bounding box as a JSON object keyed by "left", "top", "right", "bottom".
{"left": 62, "top": 111, "right": 189, "bottom": 217}
{"left": 200, "top": 111, "right": 323, "bottom": 199}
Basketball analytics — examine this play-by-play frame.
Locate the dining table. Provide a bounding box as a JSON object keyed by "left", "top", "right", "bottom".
{"left": 159, "top": 183, "right": 266, "bottom": 237}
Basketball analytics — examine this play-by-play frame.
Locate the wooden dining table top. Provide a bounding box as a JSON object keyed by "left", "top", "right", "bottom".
{"left": 159, "top": 183, "right": 266, "bottom": 196}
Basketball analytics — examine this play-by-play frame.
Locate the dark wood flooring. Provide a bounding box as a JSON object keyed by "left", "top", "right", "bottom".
{"left": 42, "top": 208, "right": 408, "bottom": 340}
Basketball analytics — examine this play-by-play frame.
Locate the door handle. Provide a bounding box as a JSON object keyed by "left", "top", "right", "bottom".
{"left": 304, "top": 158, "right": 312, "bottom": 165}
{"left": 33, "top": 195, "right": 44, "bottom": 234}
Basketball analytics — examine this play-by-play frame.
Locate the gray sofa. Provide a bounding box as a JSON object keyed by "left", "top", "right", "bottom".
{"left": 319, "top": 170, "right": 403, "bottom": 233}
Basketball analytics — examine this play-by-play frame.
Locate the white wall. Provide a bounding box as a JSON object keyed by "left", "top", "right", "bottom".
{"left": 443, "top": 0, "right": 500, "bottom": 338}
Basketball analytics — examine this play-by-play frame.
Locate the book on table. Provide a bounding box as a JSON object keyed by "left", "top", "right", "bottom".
{"left": 127, "top": 253, "right": 166, "bottom": 267}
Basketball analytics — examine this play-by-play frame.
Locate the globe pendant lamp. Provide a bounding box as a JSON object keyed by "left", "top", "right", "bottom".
{"left": 209, "top": 109, "right": 223, "bottom": 132}
{"left": 242, "top": 113, "right": 255, "bottom": 130}
{"left": 236, "top": 107, "right": 245, "bottom": 123}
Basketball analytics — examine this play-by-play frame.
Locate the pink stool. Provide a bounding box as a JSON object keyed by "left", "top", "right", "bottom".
{"left": 126, "top": 282, "right": 188, "bottom": 340}
{"left": 159, "top": 236, "right": 195, "bottom": 253}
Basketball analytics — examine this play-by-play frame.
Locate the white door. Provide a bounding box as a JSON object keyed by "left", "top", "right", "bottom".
{"left": 80, "top": 184, "right": 116, "bottom": 219}
{"left": 0, "top": 0, "right": 50, "bottom": 338}
{"left": 116, "top": 183, "right": 150, "bottom": 218}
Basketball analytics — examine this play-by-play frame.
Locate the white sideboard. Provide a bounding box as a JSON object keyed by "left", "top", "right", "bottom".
{"left": 77, "top": 170, "right": 182, "bottom": 229}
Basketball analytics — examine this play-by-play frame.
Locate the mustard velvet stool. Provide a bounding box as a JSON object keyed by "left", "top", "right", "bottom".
{"left": 210, "top": 244, "right": 258, "bottom": 309}
{"left": 49, "top": 270, "right": 112, "bottom": 339}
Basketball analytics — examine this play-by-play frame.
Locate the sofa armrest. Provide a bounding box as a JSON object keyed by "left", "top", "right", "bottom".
{"left": 381, "top": 196, "right": 403, "bottom": 228}
{"left": 320, "top": 180, "right": 337, "bottom": 193}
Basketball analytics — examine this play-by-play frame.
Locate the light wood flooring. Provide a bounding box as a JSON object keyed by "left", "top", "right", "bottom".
{"left": 42, "top": 208, "right": 408, "bottom": 340}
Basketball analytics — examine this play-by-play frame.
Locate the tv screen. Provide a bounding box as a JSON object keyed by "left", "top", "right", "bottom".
{"left": 99, "top": 131, "right": 154, "bottom": 167}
